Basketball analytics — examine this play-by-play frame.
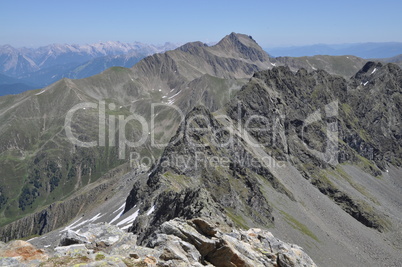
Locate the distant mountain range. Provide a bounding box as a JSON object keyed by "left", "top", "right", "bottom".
{"left": 0, "top": 73, "right": 37, "bottom": 95}
{"left": 2, "top": 41, "right": 402, "bottom": 96}
{"left": 267, "top": 42, "right": 402, "bottom": 58}
{"left": 0, "top": 42, "right": 178, "bottom": 95}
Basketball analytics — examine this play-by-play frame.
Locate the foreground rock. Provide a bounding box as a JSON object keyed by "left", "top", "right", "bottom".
{"left": 0, "top": 240, "right": 48, "bottom": 266}
{"left": 0, "top": 218, "right": 317, "bottom": 266}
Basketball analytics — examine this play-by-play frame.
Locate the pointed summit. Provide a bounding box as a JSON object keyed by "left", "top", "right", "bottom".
{"left": 213, "top": 32, "right": 270, "bottom": 62}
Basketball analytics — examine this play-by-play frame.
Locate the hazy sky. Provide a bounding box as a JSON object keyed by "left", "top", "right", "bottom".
{"left": 1, "top": 0, "right": 401, "bottom": 48}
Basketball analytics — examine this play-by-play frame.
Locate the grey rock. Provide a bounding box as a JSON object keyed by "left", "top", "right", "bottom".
{"left": 0, "top": 219, "right": 316, "bottom": 266}
{"left": 153, "top": 218, "right": 316, "bottom": 267}
{"left": 60, "top": 229, "right": 90, "bottom": 246}
{"left": 0, "top": 257, "right": 23, "bottom": 267}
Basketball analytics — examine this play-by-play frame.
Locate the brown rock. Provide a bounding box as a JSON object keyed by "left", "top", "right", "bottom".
{"left": 159, "top": 248, "right": 183, "bottom": 261}
{"left": 191, "top": 218, "right": 217, "bottom": 237}
{"left": 0, "top": 240, "right": 48, "bottom": 262}
{"left": 144, "top": 255, "right": 157, "bottom": 264}
{"left": 206, "top": 239, "right": 249, "bottom": 267}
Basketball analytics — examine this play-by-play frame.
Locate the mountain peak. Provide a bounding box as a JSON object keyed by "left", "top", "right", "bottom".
{"left": 214, "top": 32, "right": 269, "bottom": 62}
{"left": 216, "top": 32, "right": 258, "bottom": 50}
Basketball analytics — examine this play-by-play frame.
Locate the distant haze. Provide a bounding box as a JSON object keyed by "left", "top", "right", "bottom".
{"left": 266, "top": 42, "right": 402, "bottom": 58}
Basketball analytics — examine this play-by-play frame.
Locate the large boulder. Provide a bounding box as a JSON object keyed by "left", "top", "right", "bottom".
{"left": 151, "top": 218, "right": 317, "bottom": 267}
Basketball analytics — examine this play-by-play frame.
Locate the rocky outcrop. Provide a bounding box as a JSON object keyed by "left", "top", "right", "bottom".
{"left": 0, "top": 218, "right": 317, "bottom": 267}
{"left": 151, "top": 218, "right": 317, "bottom": 267}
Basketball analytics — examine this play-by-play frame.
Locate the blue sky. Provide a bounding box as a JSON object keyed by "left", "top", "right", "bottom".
{"left": 1, "top": 0, "right": 401, "bottom": 48}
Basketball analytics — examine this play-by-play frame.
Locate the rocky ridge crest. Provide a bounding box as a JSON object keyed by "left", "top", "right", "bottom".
{"left": 0, "top": 218, "right": 316, "bottom": 267}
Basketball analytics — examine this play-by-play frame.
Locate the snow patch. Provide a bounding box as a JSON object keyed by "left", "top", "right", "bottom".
{"left": 62, "top": 218, "right": 83, "bottom": 231}
{"left": 270, "top": 63, "right": 276, "bottom": 66}
{"left": 146, "top": 205, "right": 155, "bottom": 215}
{"left": 110, "top": 209, "right": 125, "bottom": 224}
{"left": 371, "top": 68, "right": 377, "bottom": 74}
{"left": 168, "top": 90, "right": 181, "bottom": 100}
{"left": 112, "top": 203, "right": 126, "bottom": 214}
{"left": 62, "top": 213, "right": 103, "bottom": 231}
{"left": 363, "top": 81, "right": 368, "bottom": 86}
{"left": 62, "top": 217, "right": 89, "bottom": 232}
{"left": 120, "top": 224, "right": 132, "bottom": 230}
{"left": 117, "top": 209, "right": 139, "bottom": 227}
{"left": 89, "top": 213, "right": 103, "bottom": 222}
{"left": 35, "top": 89, "right": 47, "bottom": 96}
